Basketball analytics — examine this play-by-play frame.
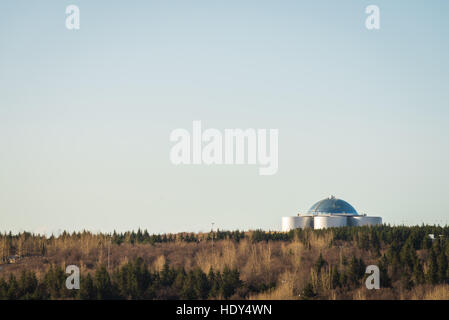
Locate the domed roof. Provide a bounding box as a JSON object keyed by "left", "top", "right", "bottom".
{"left": 307, "top": 196, "right": 358, "bottom": 215}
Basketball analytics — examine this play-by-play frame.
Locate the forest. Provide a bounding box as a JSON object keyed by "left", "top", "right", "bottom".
{"left": 1, "top": 225, "right": 449, "bottom": 299}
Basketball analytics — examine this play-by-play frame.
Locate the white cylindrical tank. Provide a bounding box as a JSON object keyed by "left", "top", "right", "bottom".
{"left": 314, "top": 215, "right": 347, "bottom": 229}
{"left": 298, "top": 216, "right": 314, "bottom": 229}
{"left": 349, "top": 216, "right": 382, "bottom": 227}
{"left": 282, "top": 217, "right": 297, "bottom": 232}
{"left": 282, "top": 216, "right": 313, "bottom": 231}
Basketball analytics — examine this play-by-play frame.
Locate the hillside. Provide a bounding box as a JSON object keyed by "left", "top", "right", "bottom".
{"left": 1, "top": 226, "right": 449, "bottom": 299}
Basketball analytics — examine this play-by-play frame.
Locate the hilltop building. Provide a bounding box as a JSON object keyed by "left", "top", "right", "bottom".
{"left": 282, "top": 196, "right": 382, "bottom": 231}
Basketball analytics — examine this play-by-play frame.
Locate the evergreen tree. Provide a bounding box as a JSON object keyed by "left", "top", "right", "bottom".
{"left": 78, "top": 274, "right": 95, "bottom": 300}
{"left": 378, "top": 255, "right": 392, "bottom": 288}
{"left": 193, "top": 268, "right": 210, "bottom": 300}
{"left": 180, "top": 271, "right": 197, "bottom": 300}
{"left": 160, "top": 261, "right": 175, "bottom": 287}
{"left": 301, "top": 282, "right": 316, "bottom": 300}
{"left": 43, "top": 266, "right": 67, "bottom": 299}
{"left": 94, "top": 265, "right": 114, "bottom": 299}
{"left": 400, "top": 241, "right": 417, "bottom": 272}
{"left": 346, "top": 256, "right": 365, "bottom": 286}
{"left": 422, "top": 236, "right": 432, "bottom": 250}
{"left": 208, "top": 269, "right": 221, "bottom": 299}
{"left": 173, "top": 268, "right": 187, "bottom": 293}
{"left": 0, "top": 278, "right": 8, "bottom": 300}
{"left": 221, "top": 267, "right": 241, "bottom": 299}
{"left": 412, "top": 259, "right": 425, "bottom": 285}
{"left": 7, "top": 274, "right": 19, "bottom": 300}
{"left": 314, "top": 253, "right": 327, "bottom": 274}
{"left": 18, "top": 271, "right": 38, "bottom": 299}
{"left": 437, "top": 251, "right": 448, "bottom": 283}
{"left": 426, "top": 249, "right": 439, "bottom": 285}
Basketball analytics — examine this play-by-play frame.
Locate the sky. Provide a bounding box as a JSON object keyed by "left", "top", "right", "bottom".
{"left": 1, "top": 1, "right": 449, "bottom": 235}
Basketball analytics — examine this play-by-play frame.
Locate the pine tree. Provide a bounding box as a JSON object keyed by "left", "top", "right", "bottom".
{"left": 378, "top": 255, "right": 392, "bottom": 288}
{"left": 94, "top": 265, "right": 114, "bottom": 299}
{"left": 0, "top": 278, "right": 8, "bottom": 299}
{"left": 314, "top": 253, "right": 327, "bottom": 274}
{"left": 346, "top": 256, "right": 364, "bottom": 286}
{"left": 44, "top": 265, "right": 66, "bottom": 299}
{"left": 301, "top": 282, "right": 316, "bottom": 300}
{"left": 208, "top": 269, "right": 221, "bottom": 299}
{"left": 422, "top": 236, "right": 432, "bottom": 250}
{"left": 412, "top": 259, "right": 425, "bottom": 285}
{"left": 180, "top": 271, "right": 197, "bottom": 300}
{"left": 426, "top": 249, "right": 438, "bottom": 285}
{"left": 18, "top": 270, "right": 38, "bottom": 299}
{"left": 400, "top": 241, "right": 417, "bottom": 272}
{"left": 160, "top": 261, "right": 174, "bottom": 287}
{"left": 221, "top": 267, "right": 241, "bottom": 299}
{"left": 7, "top": 274, "right": 19, "bottom": 300}
{"left": 437, "top": 252, "right": 448, "bottom": 283}
{"left": 173, "top": 268, "right": 187, "bottom": 292}
{"left": 193, "top": 268, "right": 210, "bottom": 300}
{"left": 78, "top": 274, "right": 95, "bottom": 300}
{"left": 371, "top": 231, "right": 381, "bottom": 257}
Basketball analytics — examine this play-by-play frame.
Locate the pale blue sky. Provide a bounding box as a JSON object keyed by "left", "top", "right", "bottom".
{"left": 1, "top": 1, "right": 449, "bottom": 235}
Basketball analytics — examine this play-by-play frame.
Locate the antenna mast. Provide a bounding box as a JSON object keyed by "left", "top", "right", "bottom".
{"left": 211, "top": 222, "right": 215, "bottom": 248}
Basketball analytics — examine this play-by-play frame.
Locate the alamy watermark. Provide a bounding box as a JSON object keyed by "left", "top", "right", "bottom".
{"left": 65, "top": 265, "right": 80, "bottom": 290}
{"left": 365, "top": 5, "right": 380, "bottom": 30}
{"left": 64, "top": 5, "right": 379, "bottom": 32}
{"left": 65, "top": 5, "right": 80, "bottom": 30}
{"left": 365, "top": 265, "right": 380, "bottom": 290}
{"left": 169, "top": 121, "right": 279, "bottom": 175}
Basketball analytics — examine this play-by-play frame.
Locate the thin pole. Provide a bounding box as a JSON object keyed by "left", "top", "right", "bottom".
{"left": 211, "top": 223, "right": 215, "bottom": 248}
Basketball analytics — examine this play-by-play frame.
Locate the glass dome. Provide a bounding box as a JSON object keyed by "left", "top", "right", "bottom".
{"left": 307, "top": 196, "right": 358, "bottom": 215}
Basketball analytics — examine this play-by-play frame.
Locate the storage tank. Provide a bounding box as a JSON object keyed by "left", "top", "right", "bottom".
{"left": 282, "top": 216, "right": 313, "bottom": 231}
{"left": 349, "top": 216, "right": 382, "bottom": 227}
{"left": 314, "top": 215, "right": 347, "bottom": 229}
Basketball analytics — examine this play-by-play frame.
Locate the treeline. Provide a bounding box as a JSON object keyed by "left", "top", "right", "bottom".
{"left": 330, "top": 225, "right": 449, "bottom": 250}
{"left": 0, "top": 232, "right": 47, "bottom": 262}
{"left": 2, "top": 225, "right": 448, "bottom": 252}
{"left": 0, "top": 228, "right": 293, "bottom": 262}
{"left": 0, "top": 258, "right": 261, "bottom": 300}
{"left": 0, "top": 230, "right": 247, "bottom": 261}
